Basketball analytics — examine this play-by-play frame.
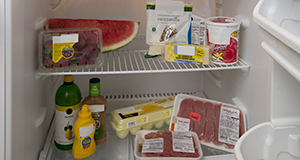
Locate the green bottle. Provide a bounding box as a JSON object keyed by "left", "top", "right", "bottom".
{"left": 54, "top": 75, "right": 82, "bottom": 150}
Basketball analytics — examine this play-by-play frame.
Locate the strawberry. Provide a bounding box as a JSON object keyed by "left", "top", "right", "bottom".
{"left": 81, "top": 44, "right": 99, "bottom": 61}
{"left": 73, "top": 33, "right": 87, "bottom": 50}
{"left": 53, "top": 58, "right": 69, "bottom": 68}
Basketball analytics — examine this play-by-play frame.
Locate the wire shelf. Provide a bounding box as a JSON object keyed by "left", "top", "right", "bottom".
{"left": 37, "top": 35, "right": 249, "bottom": 76}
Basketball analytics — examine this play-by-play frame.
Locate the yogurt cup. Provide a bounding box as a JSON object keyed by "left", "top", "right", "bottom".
{"left": 206, "top": 17, "right": 241, "bottom": 65}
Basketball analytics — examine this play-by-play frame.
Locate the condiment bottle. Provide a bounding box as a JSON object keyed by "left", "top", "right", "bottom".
{"left": 82, "top": 77, "right": 107, "bottom": 145}
{"left": 55, "top": 75, "right": 82, "bottom": 150}
{"left": 72, "top": 104, "right": 96, "bottom": 159}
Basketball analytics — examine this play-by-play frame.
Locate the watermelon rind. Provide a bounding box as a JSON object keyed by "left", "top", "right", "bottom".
{"left": 102, "top": 22, "right": 139, "bottom": 53}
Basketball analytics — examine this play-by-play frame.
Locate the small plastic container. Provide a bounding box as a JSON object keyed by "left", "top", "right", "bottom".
{"left": 134, "top": 130, "right": 203, "bottom": 160}
{"left": 38, "top": 28, "right": 103, "bottom": 72}
{"left": 206, "top": 17, "right": 241, "bottom": 65}
{"left": 169, "top": 94, "right": 247, "bottom": 153}
{"left": 108, "top": 97, "right": 174, "bottom": 139}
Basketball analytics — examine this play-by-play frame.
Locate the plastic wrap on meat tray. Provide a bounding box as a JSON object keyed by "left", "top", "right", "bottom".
{"left": 134, "top": 130, "right": 203, "bottom": 160}
{"left": 169, "top": 94, "right": 247, "bottom": 153}
{"left": 109, "top": 97, "right": 174, "bottom": 139}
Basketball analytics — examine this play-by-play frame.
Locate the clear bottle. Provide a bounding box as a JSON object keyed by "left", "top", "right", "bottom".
{"left": 82, "top": 77, "right": 107, "bottom": 145}
{"left": 54, "top": 75, "right": 82, "bottom": 150}
{"left": 72, "top": 104, "right": 96, "bottom": 159}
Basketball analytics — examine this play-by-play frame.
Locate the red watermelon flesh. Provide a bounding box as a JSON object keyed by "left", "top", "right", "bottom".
{"left": 46, "top": 18, "right": 139, "bottom": 53}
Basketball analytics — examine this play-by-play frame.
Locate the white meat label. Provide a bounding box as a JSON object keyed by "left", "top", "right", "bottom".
{"left": 142, "top": 138, "right": 164, "bottom": 153}
{"left": 218, "top": 106, "right": 240, "bottom": 145}
{"left": 173, "top": 117, "right": 190, "bottom": 131}
{"left": 172, "top": 132, "right": 195, "bottom": 153}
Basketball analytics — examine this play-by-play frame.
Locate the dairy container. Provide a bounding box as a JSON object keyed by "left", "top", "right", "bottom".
{"left": 206, "top": 17, "right": 241, "bottom": 65}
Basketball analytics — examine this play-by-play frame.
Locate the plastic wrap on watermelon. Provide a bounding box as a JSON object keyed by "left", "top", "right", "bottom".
{"left": 38, "top": 28, "right": 103, "bottom": 72}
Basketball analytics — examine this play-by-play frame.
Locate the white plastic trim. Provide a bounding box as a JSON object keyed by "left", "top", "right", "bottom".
{"left": 0, "top": 0, "right": 5, "bottom": 159}
{"left": 288, "top": 134, "right": 300, "bottom": 157}
{"left": 261, "top": 41, "right": 300, "bottom": 83}
{"left": 234, "top": 122, "right": 271, "bottom": 160}
{"left": 253, "top": 0, "right": 300, "bottom": 55}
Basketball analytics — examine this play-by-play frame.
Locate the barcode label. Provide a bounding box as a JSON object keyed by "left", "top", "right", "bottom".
{"left": 142, "top": 138, "right": 164, "bottom": 153}
{"left": 127, "top": 121, "right": 136, "bottom": 128}
{"left": 218, "top": 106, "right": 240, "bottom": 145}
{"left": 172, "top": 132, "right": 195, "bottom": 153}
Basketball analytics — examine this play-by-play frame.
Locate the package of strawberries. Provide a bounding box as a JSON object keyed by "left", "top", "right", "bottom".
{"left": 38, "top": 28, "right": 103, "bottom": 72}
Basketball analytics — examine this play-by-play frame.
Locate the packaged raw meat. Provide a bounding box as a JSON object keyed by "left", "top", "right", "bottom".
{"left": 169, "top": 94, "right": 247, "bottom": 153}
{"left": 38, "top": 28, "right": 103, "bottom": 72}
{"left": 134, "top": 130, "right": 203, "bottom": 160}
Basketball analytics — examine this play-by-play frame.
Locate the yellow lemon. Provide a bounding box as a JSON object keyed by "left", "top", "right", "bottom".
{"left": 65, "top": 129, "right": 73, "bottom": 140}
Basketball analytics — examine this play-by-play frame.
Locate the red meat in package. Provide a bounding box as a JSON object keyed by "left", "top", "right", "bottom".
{"left": 135, "top": 130, "right": 203, "bottom": 159}
{"left": 170, "top": 94, "right": 246, "bottom": 152}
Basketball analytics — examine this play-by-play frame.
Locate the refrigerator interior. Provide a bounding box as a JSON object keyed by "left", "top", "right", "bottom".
{"left": 3, "top": 0, "right": 280, "bottom": 159}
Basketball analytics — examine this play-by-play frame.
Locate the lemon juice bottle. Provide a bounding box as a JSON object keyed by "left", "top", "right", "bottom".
{"left": 72, "top": 104, "right": 96, "bottom": 159}
{"left": 55, "top": 75, "right": 82, "bottom": 150}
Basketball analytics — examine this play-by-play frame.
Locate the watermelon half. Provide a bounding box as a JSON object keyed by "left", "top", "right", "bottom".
{"left": 46, "top": 18, "right": 139, "bottom": 53}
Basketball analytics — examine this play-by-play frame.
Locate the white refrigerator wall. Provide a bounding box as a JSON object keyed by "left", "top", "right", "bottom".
{"left": 6, "top": 0, "right": 275, "bottom": 159}
{"left": 204, "top": 0, "right": 271, "bottom": 128}
{"left": 6, "top": 0, "right": 54, "bottom": 160}
{"left": 1, "top": 0, "right": 6, "bottom": 159}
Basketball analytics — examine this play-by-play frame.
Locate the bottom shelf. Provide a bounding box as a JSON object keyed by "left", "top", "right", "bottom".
{"left": 39, "top": 92, "right": 236, "bottom": 160}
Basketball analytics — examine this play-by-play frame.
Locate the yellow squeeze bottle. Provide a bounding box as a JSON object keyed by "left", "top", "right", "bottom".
{"left": 72, "top": 104, "right": 96, "bottom": 159}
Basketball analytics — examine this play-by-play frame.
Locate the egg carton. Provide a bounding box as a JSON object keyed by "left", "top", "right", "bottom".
{"left": 109, "top": 97, "right": 174, "bottom": 139}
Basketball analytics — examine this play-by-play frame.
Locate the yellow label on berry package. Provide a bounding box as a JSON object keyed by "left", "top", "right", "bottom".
{"left": 52, "top": 34, "right": 78, "bottom": 63}
{"left": 165, "top": 43, "right": 212, "bottom": 65}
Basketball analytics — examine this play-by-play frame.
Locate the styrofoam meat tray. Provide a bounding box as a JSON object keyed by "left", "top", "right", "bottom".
{"left": 169, "top": 94, "right": 247, "bottom": 153}
{"left": 134, "top": 130, "right": 203, "bottom": 160}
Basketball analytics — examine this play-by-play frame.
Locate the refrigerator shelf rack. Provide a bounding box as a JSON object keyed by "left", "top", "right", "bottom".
{"left": 37, "top": 35, "right": 249, "bottom": 77}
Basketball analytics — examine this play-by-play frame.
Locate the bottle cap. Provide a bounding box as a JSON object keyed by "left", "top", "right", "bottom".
{"left": 89, "top": 78, "right": 100, "bottom": 83}
{"left": 79, "top": 104, "right": 92, "bottom": 119}
{"left": 64, "top": 75, "right": 74, "bottom": 83}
